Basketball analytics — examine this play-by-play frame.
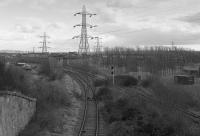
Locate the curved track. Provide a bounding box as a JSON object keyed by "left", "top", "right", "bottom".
{"left": 64, "top": 69, "right": 101, "bottom": 136}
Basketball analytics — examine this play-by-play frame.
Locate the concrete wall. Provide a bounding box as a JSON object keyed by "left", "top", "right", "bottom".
{"left": 0, "top": 91, "right": 36, "bottom": 136}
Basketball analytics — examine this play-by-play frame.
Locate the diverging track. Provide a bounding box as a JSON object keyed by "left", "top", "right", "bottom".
{"left": 118, "top": 86, "right": 200, "bottom": 124}
{"left": 64, "top": 68, "right": 102, "bottom": 136}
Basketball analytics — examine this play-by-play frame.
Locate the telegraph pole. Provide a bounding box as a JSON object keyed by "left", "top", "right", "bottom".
{"left": 39, "top": 32, "right": 51, "bottom": 53}
{"left": 73, "top": 5, "right": 97, "bottom": 55}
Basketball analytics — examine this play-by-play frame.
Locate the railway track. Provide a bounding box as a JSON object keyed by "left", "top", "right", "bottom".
{"left": 64, "top": 69, "right": 103, "bottom": 136}
{"left": 64, "top": 64, "right": 97, "bottom": 79}
{"left": 118, "top": 86, "right": 200, "bottom": 124}
{"left": 65, "top": 65, "right": 200, "bottom": 125}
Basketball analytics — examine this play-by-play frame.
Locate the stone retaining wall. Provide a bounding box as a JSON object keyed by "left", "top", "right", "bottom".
{"left": 0, "top": 91, "right": 36, "bottom": 136}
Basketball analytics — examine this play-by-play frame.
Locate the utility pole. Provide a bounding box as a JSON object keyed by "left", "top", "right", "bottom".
{"left": 39, "top": 32, "right": 51, "bottom": 53}
{"left": 73, "top": 5, "right": 97, "bottom": 55}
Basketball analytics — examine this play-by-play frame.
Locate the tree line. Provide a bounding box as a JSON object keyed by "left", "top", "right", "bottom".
{"left": 91, "top": 46, "right": 200, "bottom": 75}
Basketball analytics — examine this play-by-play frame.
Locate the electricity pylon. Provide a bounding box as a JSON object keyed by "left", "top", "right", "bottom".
{"left": 39, "top": 32, "right": 51, "bottom": 53}
{"left": 73, "top": 5, "right": 97, "bottom": 55}
{"left": 33, "top": 47, "right": 35, "bottom": 53}
{"left": 92, "top": 36, "right": 102, "bottom": 54}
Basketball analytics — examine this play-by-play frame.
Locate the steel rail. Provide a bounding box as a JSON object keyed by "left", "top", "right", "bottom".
{"left": 64, "top": 69, "right": 100, "bottom": 136}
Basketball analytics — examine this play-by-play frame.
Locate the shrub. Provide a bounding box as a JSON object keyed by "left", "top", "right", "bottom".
{"left": 150, "top": 79, "right": 197, "bottom": 109}
{"left": 141, "top": 78, "right": 152, "bottom": 88}
{"left": 115, "top": 75, "right": 138, "bottom": 87}
{"left": 93, "top": 79, "right": 108, "bottom": 87}
{"left": 107, "top": 121, "right": 135, "bottom": 136}
{"left": 38, "top": 61, "right": 51, "bottom": 76}
{"left": 19, "top": 79, "right": 71, "bottom": 136}
{"left": 100, "top": 85, "right": 196, "bottom": 136}
{"left": 96, "top": 87, "right": 113, "bottom": 101}
{"left": 0, "top": 63, "right": 31, "bottom": 93}
{"left": 0, "top": 63, "right": 71, "bottom": 136}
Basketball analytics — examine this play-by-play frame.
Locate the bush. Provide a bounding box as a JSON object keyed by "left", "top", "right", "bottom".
{"left": 38, "top": 61, "right": 64, "bottom": 80}
{"left": 38, "top": 61, "right": 51, "bottom": 76}
{"left": 150, "top": 79, "right": 198, "bottom": 109}
{"left": 19, "top": 79, "right": 71, "bottom": 136}
{"left": 0, "top": 63, "right": 71, "bottom": 136}
{"left": 115, "top": 75, "right": 138, "bottom": 87}
{"left": 141, "top": 78, "right": 153, "bottom": 88}
{"left": 96, "top": 87, "right": 113, "bottom": 101}
{"left": 0, "top": 63, "right": 31, "bottom": 93}
{"left": 93, "top": 79, "right": 108, "bottom": 87}
{"left": 107, "top": 121, "right": 135, "bottom": 136}
{"left": 100, "top": 84, "right": 196, "bottom": 136}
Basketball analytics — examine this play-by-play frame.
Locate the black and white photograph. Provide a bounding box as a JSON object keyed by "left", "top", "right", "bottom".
{"left": 0, "top": 0, "right": 200, "bottom": 136}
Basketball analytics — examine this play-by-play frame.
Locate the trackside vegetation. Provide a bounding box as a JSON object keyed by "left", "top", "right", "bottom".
{"left": 0, "top": 62, "right": 71, "bottom": 136}
{"left": 96, "top": 78, "right": 200, "bottom": 136}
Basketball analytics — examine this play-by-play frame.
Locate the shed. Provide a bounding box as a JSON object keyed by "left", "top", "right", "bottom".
{"left": 183, "top": 66, "right": 200, "bottom": 77}
{"left": 174, "top": 75, "right": 194, "bottom": 85}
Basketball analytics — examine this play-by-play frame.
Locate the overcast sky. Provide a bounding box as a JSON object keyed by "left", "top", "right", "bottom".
{"left": 0, "top": 0, "right": 200, "bottom": 52}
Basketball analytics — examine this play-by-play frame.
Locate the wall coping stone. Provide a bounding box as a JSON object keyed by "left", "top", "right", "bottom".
{"left": 0, "top": 91, "right": 36, "bottom": 102}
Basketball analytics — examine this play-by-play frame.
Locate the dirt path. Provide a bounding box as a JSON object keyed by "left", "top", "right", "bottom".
{"left": 61, "top": 75, "right": 83, "bottom": 136}
{"left": 45, "top": 74, "right": 83, "bottom": 136}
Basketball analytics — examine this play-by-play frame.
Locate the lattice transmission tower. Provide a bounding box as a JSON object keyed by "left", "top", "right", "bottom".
{"left": 92, "top": 36, "right": 102, "bottom": 54}
{"left": 39, "top": 32, "right": 51, "bottom": 53}
{"left": 73, "top": 5, "right": 97, "bottom": 54}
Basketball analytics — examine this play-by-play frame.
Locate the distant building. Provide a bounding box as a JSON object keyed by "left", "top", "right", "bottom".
{"left": 174, "top": 75, "right": 194, "bottom": 85}
{"left": 183, "top": 65, "right": 200, "bottom": 77}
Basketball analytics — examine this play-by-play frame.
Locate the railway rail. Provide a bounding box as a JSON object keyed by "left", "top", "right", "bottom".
{"left": 64, "top": 64, "right": 200, "bottom": 134}
{"left": 65, "top": 64, "right": 200, "bottom": 125}
{"left": 118, "top": 86, "right": 200, "bottom": 124}
{"left": 64, "top": 68, "right": 102, "bottom": 136}
{"left": 64, "top": 64, "right": 97, "bottom": 79}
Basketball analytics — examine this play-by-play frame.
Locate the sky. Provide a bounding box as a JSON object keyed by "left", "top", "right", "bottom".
{"left": 0, "top": 0, "right": 200, "bottom": 52}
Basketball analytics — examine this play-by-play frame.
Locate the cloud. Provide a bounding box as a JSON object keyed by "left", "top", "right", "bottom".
{"left": 15, "top": 24, "right": 40, "bottom": 33}
{"left": 27, "top": 0, "right": 56, "bottom": 10}
{"left": 105, "top": 27, "right": 200, "bottom": 47}
{"left": 0, "top": 0, "right": 22, "bottom": 6}
{"left": 95, "top": 8, "right": 117, "bottom": 24}
{"left": 106, "top": 0, "right": 134, "bottom": 8}
{"left": 1, "top": 0, "right": 200, "bottom": 51}
{"left": 179, "top": 12, "right": 200, "bottom": 25}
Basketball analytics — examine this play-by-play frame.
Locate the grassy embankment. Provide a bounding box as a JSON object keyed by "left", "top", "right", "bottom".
{"left": 0, "top": 62, "right": 72, "bottom": 136}
{"left": 95, "top": 75, "right": 200, "bottom": 136}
